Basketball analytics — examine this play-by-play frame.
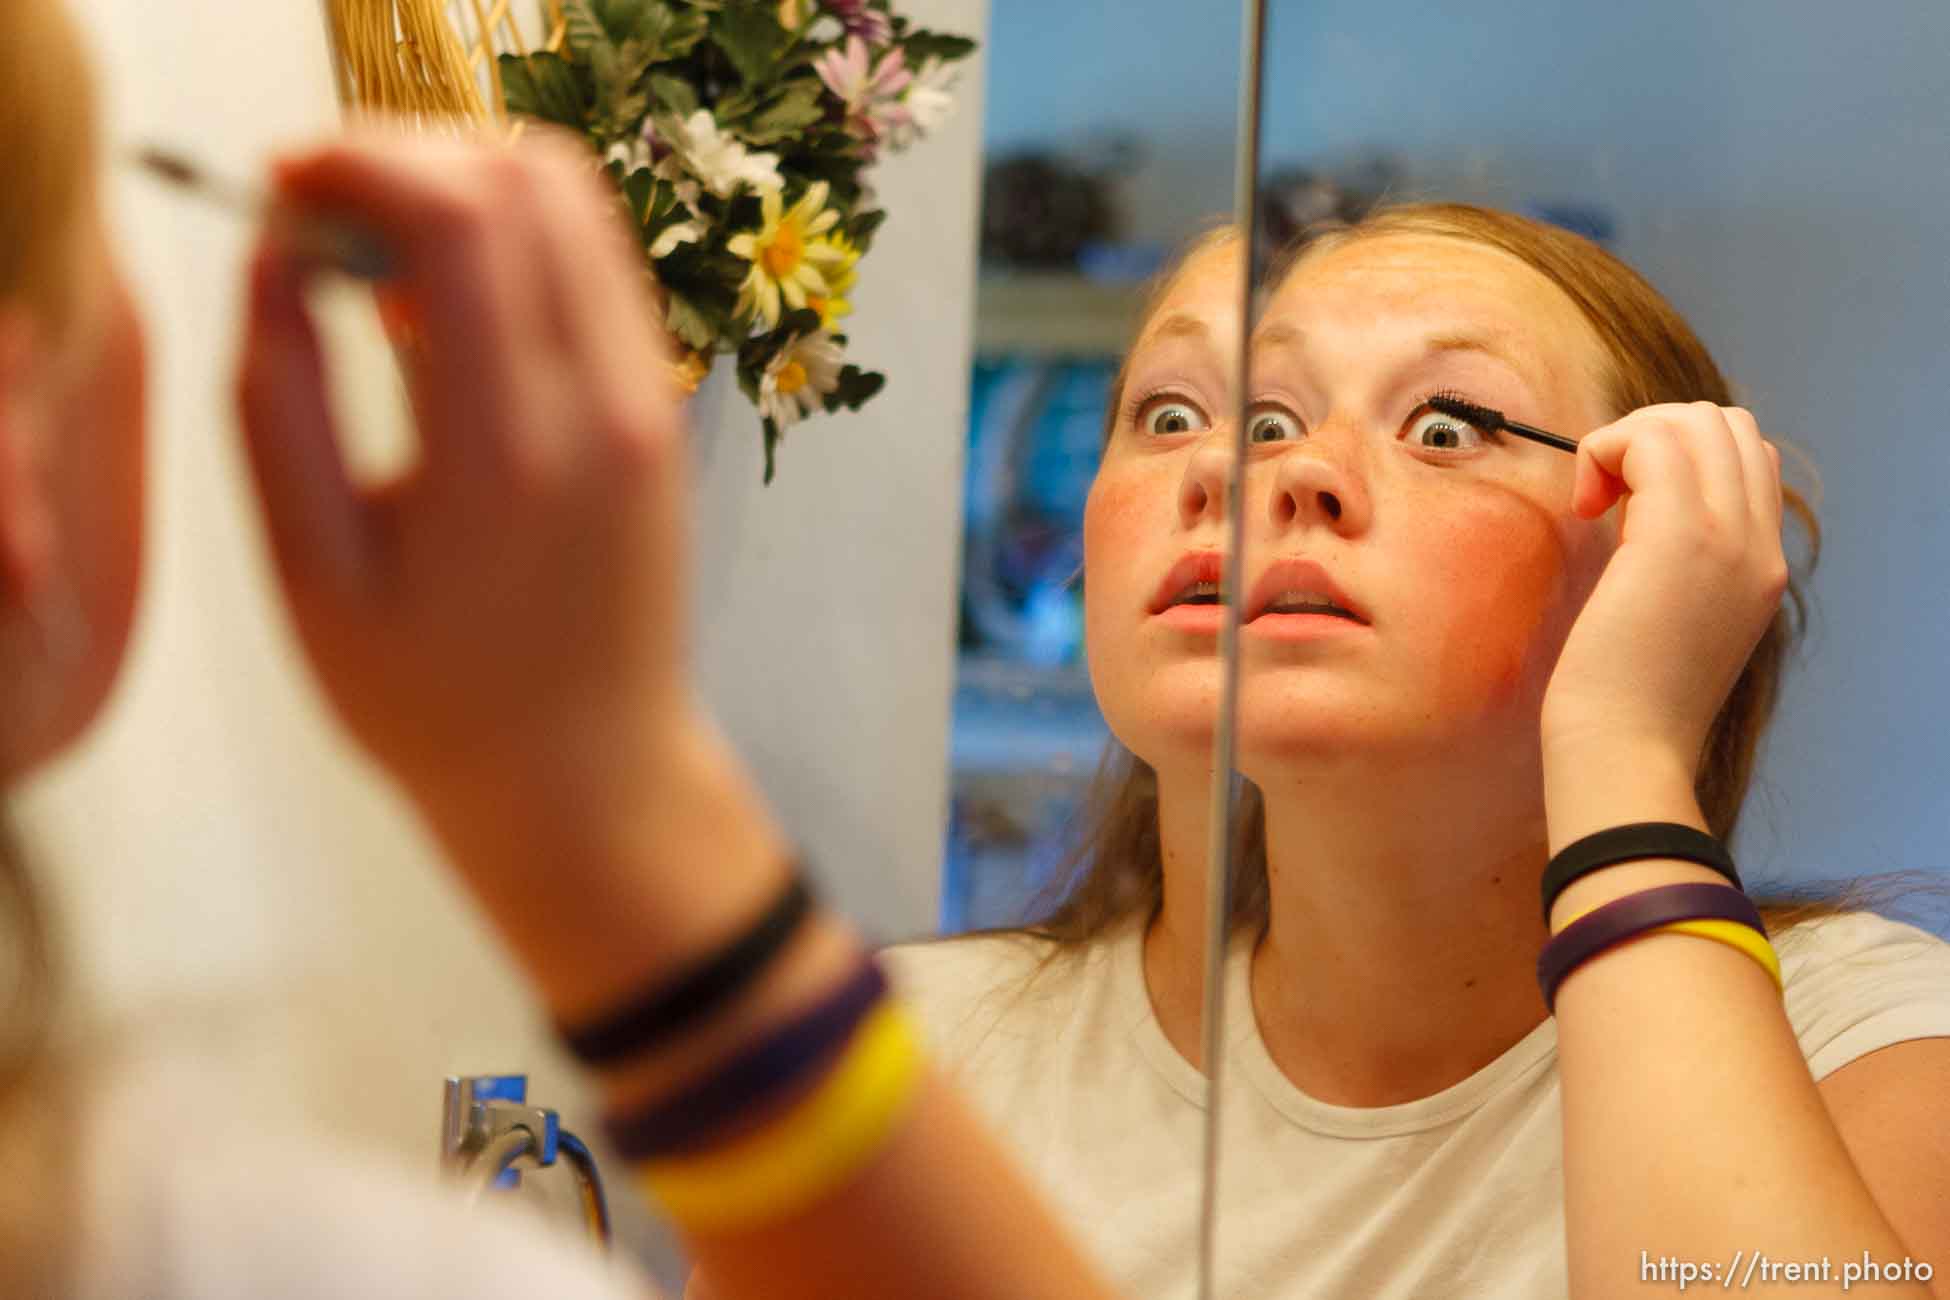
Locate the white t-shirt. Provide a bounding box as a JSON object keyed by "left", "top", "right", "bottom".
{"left": 71, "top": 1047, "right": 660, "bottom": 1300}
{"left": 885, "top": 911, "right": 1950, "bottom": 1300}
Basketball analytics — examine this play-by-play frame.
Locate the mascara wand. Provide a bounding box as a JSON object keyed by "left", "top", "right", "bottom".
{"left": 132, "top": 145, "right": 395, "bottom": 281}
{"left": 1427, "top": 393, "right": 1580, "bottom": 454}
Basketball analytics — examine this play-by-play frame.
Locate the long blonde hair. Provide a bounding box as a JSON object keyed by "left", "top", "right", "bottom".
{"left": 1, "top": 1, "right": 98, "bottom": 1292}
{"left": 1029, "top": 205, "right": 1848, "bottom": 947}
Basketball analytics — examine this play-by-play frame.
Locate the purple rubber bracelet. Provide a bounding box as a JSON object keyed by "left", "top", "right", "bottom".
{"left": 603, "top": 956, "right": 888, "bottom": 1161}
{"left": 1537, "top": 883, "right": 1764, "bottom": 1013}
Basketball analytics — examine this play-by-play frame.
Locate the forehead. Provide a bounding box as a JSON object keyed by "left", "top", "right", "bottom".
{"left": 1133, "top": 238, "right": 1247, "bottom": 345}
{"left": 1262, "top": 232, "right": 1604, "bottom": 378}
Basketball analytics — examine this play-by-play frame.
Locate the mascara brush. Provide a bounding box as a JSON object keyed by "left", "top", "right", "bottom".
{"left": 1427, "top": 393, "right": 1580, "bottom": 454}
{"left": 132, "top": 144, "right": 396, "bottom": 281}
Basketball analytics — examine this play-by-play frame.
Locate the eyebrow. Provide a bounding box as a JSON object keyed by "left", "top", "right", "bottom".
{"left": 1135, "top": 311, "right": 1218, "bottom": 348}
{"left": 1250, "top": 321, "right": 1531, "bottom": 373}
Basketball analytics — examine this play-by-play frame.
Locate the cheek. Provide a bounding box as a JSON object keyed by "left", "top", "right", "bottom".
{"left": 60, "top": 283, "right": 147, "bottom": 671}
{"left": 1414, "top": 494, "right": 1576, "bottom": 717}
{"left": 1081, "top": 469, "right": 1151, "bottom": 645}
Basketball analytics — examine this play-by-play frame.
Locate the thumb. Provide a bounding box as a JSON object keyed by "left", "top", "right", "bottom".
{"left": 235, "top": 239, "right": 371, "bottom": 601}
{"left": 1570, "top": 440, "right": 1628, "bottom": 520}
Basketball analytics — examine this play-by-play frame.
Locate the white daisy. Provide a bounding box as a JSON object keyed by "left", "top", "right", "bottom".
{"left": 660, "top": 109, "right": 784, "bottom": 200}
{"left": 759, "top": 332, "right": 845, "bottom": 430}
{"left": 895, "top": 57, "right": 960, "bottom": 149}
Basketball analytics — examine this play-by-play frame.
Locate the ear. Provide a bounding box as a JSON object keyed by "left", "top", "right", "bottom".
{"left": 0, "top": 307, "right": 57, "bottom": 611}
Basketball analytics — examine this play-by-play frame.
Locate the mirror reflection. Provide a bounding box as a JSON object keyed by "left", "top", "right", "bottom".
{"left": 910, "top": 4, "right": 1950, "bottom": 1299}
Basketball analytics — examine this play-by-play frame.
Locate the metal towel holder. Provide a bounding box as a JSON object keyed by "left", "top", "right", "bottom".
{"left": 443, "top": 1073, "right": 611, "bottom": 1247}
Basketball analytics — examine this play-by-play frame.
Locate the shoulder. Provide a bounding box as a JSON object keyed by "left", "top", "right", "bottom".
{"left": 1774, "top": 909, "right": 1950, "bottom": 1081}
{"left": 74, "top": 1049, "right": 654, "bottom": 1300}
{"left": 882, "top": 928, "right": 1125, "bottom": 1064}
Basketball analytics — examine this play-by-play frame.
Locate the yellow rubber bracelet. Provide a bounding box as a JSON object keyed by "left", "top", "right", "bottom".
{"left": 1652, "top": 917, "right": 1784, "bottom": 993}
{"left": 637, "top": 999, "right": 925, "bottom": 1230}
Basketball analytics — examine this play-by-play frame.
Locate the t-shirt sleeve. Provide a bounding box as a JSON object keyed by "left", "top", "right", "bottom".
{"left": 880, "top": 933, "right": 1053, "bottom": 1062}
{"left": 1777, "top": 911, "right": 1950, "bottom": 1082}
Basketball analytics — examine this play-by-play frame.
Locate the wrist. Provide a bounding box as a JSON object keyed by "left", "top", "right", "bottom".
{"left": 1541, "top": 731, "right": 1702, "bottom": 852}
{"left": 412, "top": 710, "right": 800, "bottom": 1019}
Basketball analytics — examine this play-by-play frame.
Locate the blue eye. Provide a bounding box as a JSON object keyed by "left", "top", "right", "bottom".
{"left": 1249, "top": 407, "right": 1302, "bottom": 443}
{"left": 1405, "top": 407, "right": 1487, "bottom": 453}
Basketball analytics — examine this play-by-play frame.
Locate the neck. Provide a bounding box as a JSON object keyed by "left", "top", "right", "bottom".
{"left": 1143, "top": 743, "right": 1555, "bottom": 1105}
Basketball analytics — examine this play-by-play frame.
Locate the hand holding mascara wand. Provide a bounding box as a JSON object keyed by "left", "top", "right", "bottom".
{"left": 133, "top": 143, "right": 434, "bottom": 359}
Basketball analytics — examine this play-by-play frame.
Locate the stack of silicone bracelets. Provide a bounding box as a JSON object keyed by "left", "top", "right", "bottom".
{"left": 1537, "top": 822, "right": 1784, "bottom": 1012}
{"left": 556, "top": 865, "right": 926, "bottom": 1231}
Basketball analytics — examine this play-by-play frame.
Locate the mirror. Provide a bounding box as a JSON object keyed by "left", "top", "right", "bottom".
{"left": 933, "top": 3, "right": 1950, "bottom": 1298}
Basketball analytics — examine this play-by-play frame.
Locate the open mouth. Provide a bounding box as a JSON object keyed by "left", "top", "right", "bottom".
{"left": 1252, "top": 592, "right": 1364, "bottom": 622}
{"left": 1165, "top": 580, "right": 1222, "bottom": 608}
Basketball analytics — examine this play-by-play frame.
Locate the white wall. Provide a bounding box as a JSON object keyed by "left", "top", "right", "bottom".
{"left": 982, "top": 0, "right": 1950, "bottom": 899}
{"left": 23, "top": 0, "right": 985, "bottom": 1278}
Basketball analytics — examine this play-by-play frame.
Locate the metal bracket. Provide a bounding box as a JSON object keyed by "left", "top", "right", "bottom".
{"left": 443, "top": 1074, "right": 559, "bottom": 1187}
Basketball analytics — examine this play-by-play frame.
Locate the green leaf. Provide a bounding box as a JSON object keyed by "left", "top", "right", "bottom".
{"left": 779, "top": 152, "right": 864, "bottom": 212}
{"left": 636, "top": 6, "right": 710, "bottom": 61}
{"left": 826, "top": 364, "right": 885, "bottom": 413}
{"left": 711, "top": 2, "right": 794, "bottom": 85}
{"left": 620, "top": 166, "right": 654, "bottom": 223}
{"left": 901, "top": 32, "right": 979, "bottom": 65}
{"left": 499, "top": 51, "right": 588, "bottom": 128}
{"left": 560, "top": 0, "right": 613, "bottom": 55}
{"left": 589, "top": 40, "right": 657, "bottom": 136}
{"left": 567, "top": 0, "right": 709, "bottom": 61}
{"left": 646, "top": 71, "right": 699, "bottom": 118}
{"left": 736, "top": 78, "right": 827, "bottom": 145}
{"left": 840, "top": 208, "right": 886, "bottom": 254}
{"left": 774, "top": 307, "right": 822, "bottom": 338}
{"left": 663, "top": 291, "right": 722, "bottom": 352}
{"left": 657, "top": 242, "right": 745, "bottom": 329}
{"left": 658, "top": 242, "right": 748, "bottom": 293}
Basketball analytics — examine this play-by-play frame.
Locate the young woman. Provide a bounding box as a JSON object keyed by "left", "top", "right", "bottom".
{"left": 0, "top": 4, "right": 1117, "bottom": 1297}
{"left": 886, "top": 214, "right": 1950, "bottom": 1298}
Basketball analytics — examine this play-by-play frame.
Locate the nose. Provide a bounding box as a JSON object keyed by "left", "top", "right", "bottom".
{"left": 1269, "top": 446, "right": 1370, "bottom": 535}
{"left": 1177, "top": 437, "right": 1235, "bottom": 530}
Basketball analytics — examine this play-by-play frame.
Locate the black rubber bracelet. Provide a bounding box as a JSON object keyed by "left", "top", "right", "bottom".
{"left": 559, "top": 869, "right": 813, "bottom": 1066}
{"left": 605, "top": 956, "right": 887, "bottom": 1161}
{"left": 1540, "top": 822, "right": 1740, "bottom": 924}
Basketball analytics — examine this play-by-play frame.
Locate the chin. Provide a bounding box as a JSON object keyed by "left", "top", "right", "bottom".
{"left": 1096, "top": 685, "right": 1226, "bottom": 776}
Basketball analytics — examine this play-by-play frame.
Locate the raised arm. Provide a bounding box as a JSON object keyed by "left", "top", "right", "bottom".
{"left": 234, "top": 126, "right": 1119, "bottom": 1300}
{"left": 1539, "top": 402, "right": 1946, "bottom": 1300}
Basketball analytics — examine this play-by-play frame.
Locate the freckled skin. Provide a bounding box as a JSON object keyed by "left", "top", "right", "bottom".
{"left": 1084, "top": 233, "right": 1621, "bottom": 781}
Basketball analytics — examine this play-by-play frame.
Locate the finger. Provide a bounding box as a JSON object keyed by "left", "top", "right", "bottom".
{"left": 235, "top": 238, "right": 373, "bottom": 598}
{"left": 268, "top": 132, "right": 550, "bottom": 468}
{"left": 1675, "top": 402, "right": 1750, "bottom": 532}
{"left": 1573, "top": 408, "right": 1704, "bottom": 529}
{"left": 1723, "top": 406, "right": 1784, "bottom": 538}
{"left": 513, "top": 131, "right": 682, "bottom": 433}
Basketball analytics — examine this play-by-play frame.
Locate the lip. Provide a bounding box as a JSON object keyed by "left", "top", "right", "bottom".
{"left": 1243, "top": 558, "right": 1369, "bottom": 626}
{"left": 1147, "top": 550, "right": 1226, "bottom": 617}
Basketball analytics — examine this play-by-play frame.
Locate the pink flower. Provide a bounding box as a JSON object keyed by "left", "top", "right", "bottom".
{"left": 814, "top": 35, "right": 913, "bottom": 158}
{"left": 821, "top": 0, "right": 894, "bottom": 45}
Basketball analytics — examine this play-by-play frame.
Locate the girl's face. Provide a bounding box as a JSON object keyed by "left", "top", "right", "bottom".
{"left": 1083, "top": 232, "right": 1618, "bottom": 776}
{"left": 3, "top": 202, "right": 147, "bottom": 776}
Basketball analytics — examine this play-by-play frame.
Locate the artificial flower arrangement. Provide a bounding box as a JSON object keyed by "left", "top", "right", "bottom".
{"left": 496, "top": 0, "right": 976, "bottom": 481}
